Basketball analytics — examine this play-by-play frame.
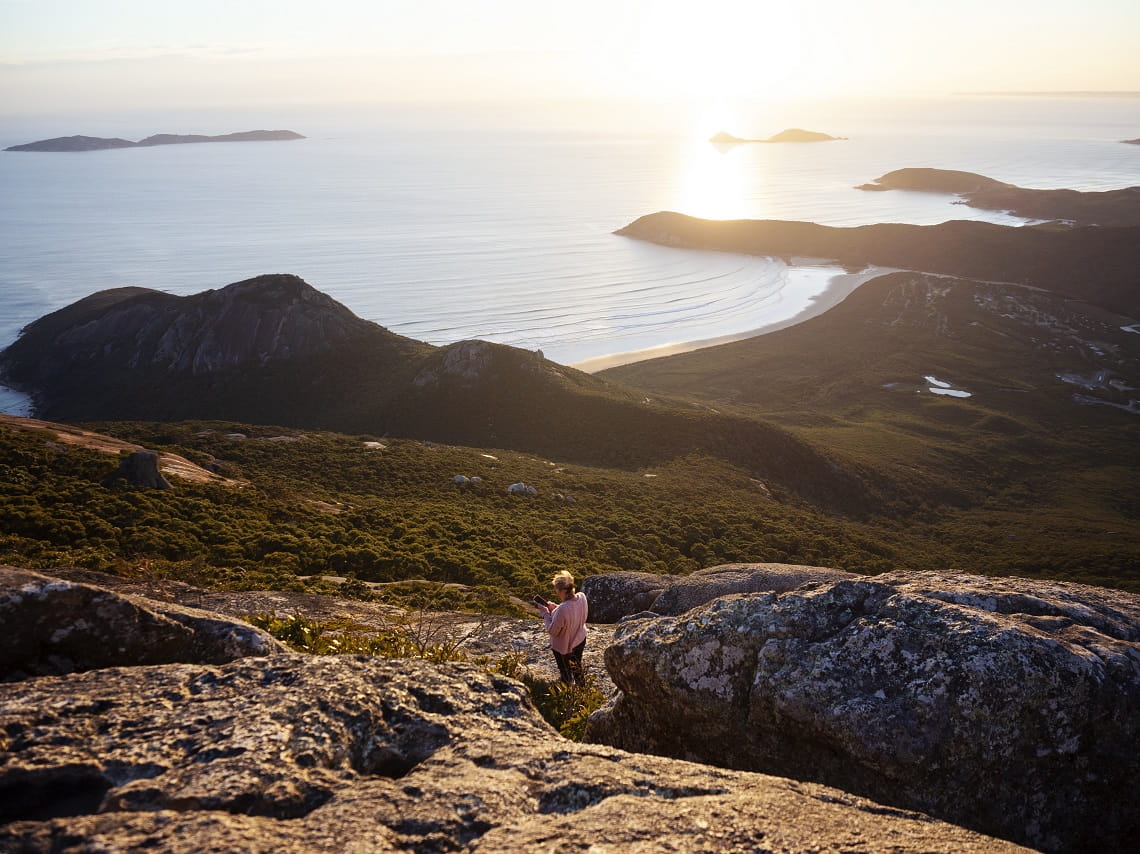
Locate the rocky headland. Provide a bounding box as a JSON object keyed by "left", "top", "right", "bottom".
{"left": 5, "top": 130, "right": 304, "bottom": 152}
{"left": 856, "top": 167, "right": 1140, "bottom": 226}
{"left": 710, "top": 128, "right": 846, "bottom": 144}
{"left": 0, "top": 565, "right": 1062, "bottom": 851}
{"left": 614, "top": 212, "right": 1140, "bottom": 315}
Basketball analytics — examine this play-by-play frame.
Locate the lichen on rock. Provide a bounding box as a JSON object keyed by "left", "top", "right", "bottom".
{"left": 586, "top": 570, "right": 1140, "bottom": 852}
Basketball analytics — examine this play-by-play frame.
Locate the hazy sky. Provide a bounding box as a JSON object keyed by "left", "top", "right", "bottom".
{"left": 2, "top": 0, "right": 1139, "bottom": 114}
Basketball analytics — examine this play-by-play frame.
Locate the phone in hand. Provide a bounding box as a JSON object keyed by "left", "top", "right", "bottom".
{"left": 533, "top": 595, "right": 550, "bottom": 609}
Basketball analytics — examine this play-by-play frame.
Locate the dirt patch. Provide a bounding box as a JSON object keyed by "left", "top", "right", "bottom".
{"left": 0, "top": 415, "right": 243, "bottom": 486}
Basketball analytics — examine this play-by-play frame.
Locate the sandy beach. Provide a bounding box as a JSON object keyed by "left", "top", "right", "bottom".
{"left": 572, "top": 264, "right": 899, "bottom": 373}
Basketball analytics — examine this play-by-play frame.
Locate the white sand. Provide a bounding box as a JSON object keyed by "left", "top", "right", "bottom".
{"left": 572, "top": 265, "right": 899, "bottom": 373}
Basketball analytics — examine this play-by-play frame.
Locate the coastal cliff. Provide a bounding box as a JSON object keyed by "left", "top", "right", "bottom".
{"left": 5, "top": 129, "right": 304, "bottom": 152}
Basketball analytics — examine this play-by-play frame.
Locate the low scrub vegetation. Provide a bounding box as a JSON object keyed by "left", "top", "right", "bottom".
{"left": 1, "top": 418, "right": 1137, "bottom": 594}
{"left": 249, "top": 613, "right": 606, "bottom": 739}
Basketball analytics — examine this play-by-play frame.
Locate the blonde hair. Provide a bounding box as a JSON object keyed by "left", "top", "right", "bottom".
{"left": 551, "top": 570, "right": 576, "bottom": 592}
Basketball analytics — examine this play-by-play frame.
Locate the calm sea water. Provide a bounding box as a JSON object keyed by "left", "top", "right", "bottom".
{"left": 0, "top": 95, "right": 1137, "bottom": 415}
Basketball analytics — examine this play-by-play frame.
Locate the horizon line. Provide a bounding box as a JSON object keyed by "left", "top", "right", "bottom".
{"left": 956, "top": 90, "right": 1140, "bottom": 97}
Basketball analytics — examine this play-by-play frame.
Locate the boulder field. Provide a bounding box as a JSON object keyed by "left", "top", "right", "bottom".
{"left": 586, "top": 571, "right": 1140, "bottom": 852}
{"left": 0, "top": 570, "right": 1029, "bottom": 853}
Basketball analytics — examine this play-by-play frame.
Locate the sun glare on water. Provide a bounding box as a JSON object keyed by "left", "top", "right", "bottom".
{"left": 672, "top": 103, "right": 762, "bottom": 220}
{"left": 622, "top": 1, "right": 854, "bottom": 221}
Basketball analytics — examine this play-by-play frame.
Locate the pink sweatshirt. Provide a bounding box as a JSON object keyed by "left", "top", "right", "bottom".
{"left": 543, "top": 591, "right": 588, "bottom": 654}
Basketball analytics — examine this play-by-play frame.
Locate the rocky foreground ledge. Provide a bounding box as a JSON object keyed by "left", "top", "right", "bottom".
{"left": 0, "top": 567, "right": 1026, "bottom": 852}
{"left": 587, "top": 570, "right": 1140, "bottom": 852}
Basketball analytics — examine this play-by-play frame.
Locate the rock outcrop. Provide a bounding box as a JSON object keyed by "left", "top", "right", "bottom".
{"left": 651, "top": 563, "right": 855, "bottom": 616}
{"left": 0, "top": 414, "right": 240, "bottom": 485}
{"left": 0, "top": 653, "right": 1028, "bottom": 852}
{"left": 103, "top": 449, "right": 172, "bottom": 489}
{"left": 585, "top": 570, "right": 1140, "bottom": 852}
{"left": 0, "top": 566, "right": 286, "bottom": 681}
{"left": 0, "top": 274, "right": 432, "bottom": 425}
{"left": 582, "top": 563, "right": 855, "bottom": 623}
{"left": 2, "top": 275, "right": 383, "bottom": 380}
{"left": 5, "top": 130, "right": 304, "bottom": 152}
{"left": 581, "top": 570, "right": 677, "bottom": 622}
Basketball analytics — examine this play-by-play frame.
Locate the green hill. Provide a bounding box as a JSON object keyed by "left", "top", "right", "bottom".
{"left": 2, "top": 223, "right": 1138, "bottom": 597}
{"left": 0, "top": 274, "right": 886, "bottom": 515}
{"left": 1, "top": 409, "right": 1137, "bottom": 598}
{"left": 602, "top": 269, "right": 1140, "bottom": 588}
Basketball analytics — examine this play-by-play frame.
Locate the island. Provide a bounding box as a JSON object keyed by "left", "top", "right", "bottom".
{"left": 709, "top": 128, "right": 847, "bottom": 144}
{"left": 5, "top": 129, "right": 305, "bottom": 152}
{"left": 1124, "top": 138, "right": 1140, "bottom": 145}
{"left": 856, "top": 167, "right": 1140, "bottom": 226}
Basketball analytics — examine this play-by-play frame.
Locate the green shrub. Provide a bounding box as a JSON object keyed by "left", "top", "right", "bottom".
{"left": 246, "top": 613, "right": 606, "bottom": 738}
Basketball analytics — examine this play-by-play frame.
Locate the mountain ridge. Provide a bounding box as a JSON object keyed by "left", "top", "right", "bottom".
{"left": 0, "top": 274, "right": 879, "bottom": 515}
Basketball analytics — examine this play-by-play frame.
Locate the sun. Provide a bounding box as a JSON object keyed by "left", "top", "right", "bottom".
{"left": 627, "top": 2, "right": 820, "bottom": 101}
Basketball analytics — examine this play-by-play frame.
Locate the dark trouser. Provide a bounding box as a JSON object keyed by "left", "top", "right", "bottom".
{"left": 553, "top": 639, "right": 586, "bottom": 685}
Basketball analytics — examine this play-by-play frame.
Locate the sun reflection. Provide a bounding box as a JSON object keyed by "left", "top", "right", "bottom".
{"left": 671, "top": 103, "right": 762, "bottom": 220}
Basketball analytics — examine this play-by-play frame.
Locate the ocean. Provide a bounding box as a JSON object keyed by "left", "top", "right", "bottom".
{"left": 1, "top": 94, "right": 1137, "bottom": 415}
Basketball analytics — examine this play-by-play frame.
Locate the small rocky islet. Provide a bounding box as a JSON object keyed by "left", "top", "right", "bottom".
{"left": 709, "top": 127, "right": 847, "bottom": 143}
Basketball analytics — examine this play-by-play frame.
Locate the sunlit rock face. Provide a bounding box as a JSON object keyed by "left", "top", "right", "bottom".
{"left": 580, "top": 571, "right": 678, "bottom": 623}
{"left": 0, "top": 569, "right": 1029, "bottom": 852}
{"left": 581, "top": 563, "right": 855, "bottom": 623}
{"left": 650, "top": 563, "right": 855, "bottom": 617}
{"left": 0, "top": 654, "right": 1029, "bottom": 852}
{"left": 411, "top": 340, "right": 497, "bottom": 389}
{"left": 586, "top": 571, "right": 1140, "bottom": 853}
{"left": 0, "top": 566, "right": 286, "bottom": 681}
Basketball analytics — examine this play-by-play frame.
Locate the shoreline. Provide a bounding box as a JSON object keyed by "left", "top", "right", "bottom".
{"left": 571, "top": 264, "right": 898, "bottom": 373}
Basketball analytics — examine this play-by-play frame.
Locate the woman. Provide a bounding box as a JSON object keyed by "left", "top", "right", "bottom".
{"left": 538, "top": 570, "right": 588, "bottom": 685}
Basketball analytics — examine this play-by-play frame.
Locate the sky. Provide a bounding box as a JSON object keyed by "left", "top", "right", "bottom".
{"left": 2, "top": 0, "right": 1139, "bottom": 115}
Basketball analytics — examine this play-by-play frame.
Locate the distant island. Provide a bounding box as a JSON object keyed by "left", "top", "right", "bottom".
{"left": 1124, "top": 138, "right": 1140, "bottom": 145}
{"left": 710, "top": 128, "right": 847, "bottom": 144}
{"left": 5, "top": 129, "right": 305, "bottom": 153}
{"left": 856, "top": 167, "right": 1140, "bottom": 226}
